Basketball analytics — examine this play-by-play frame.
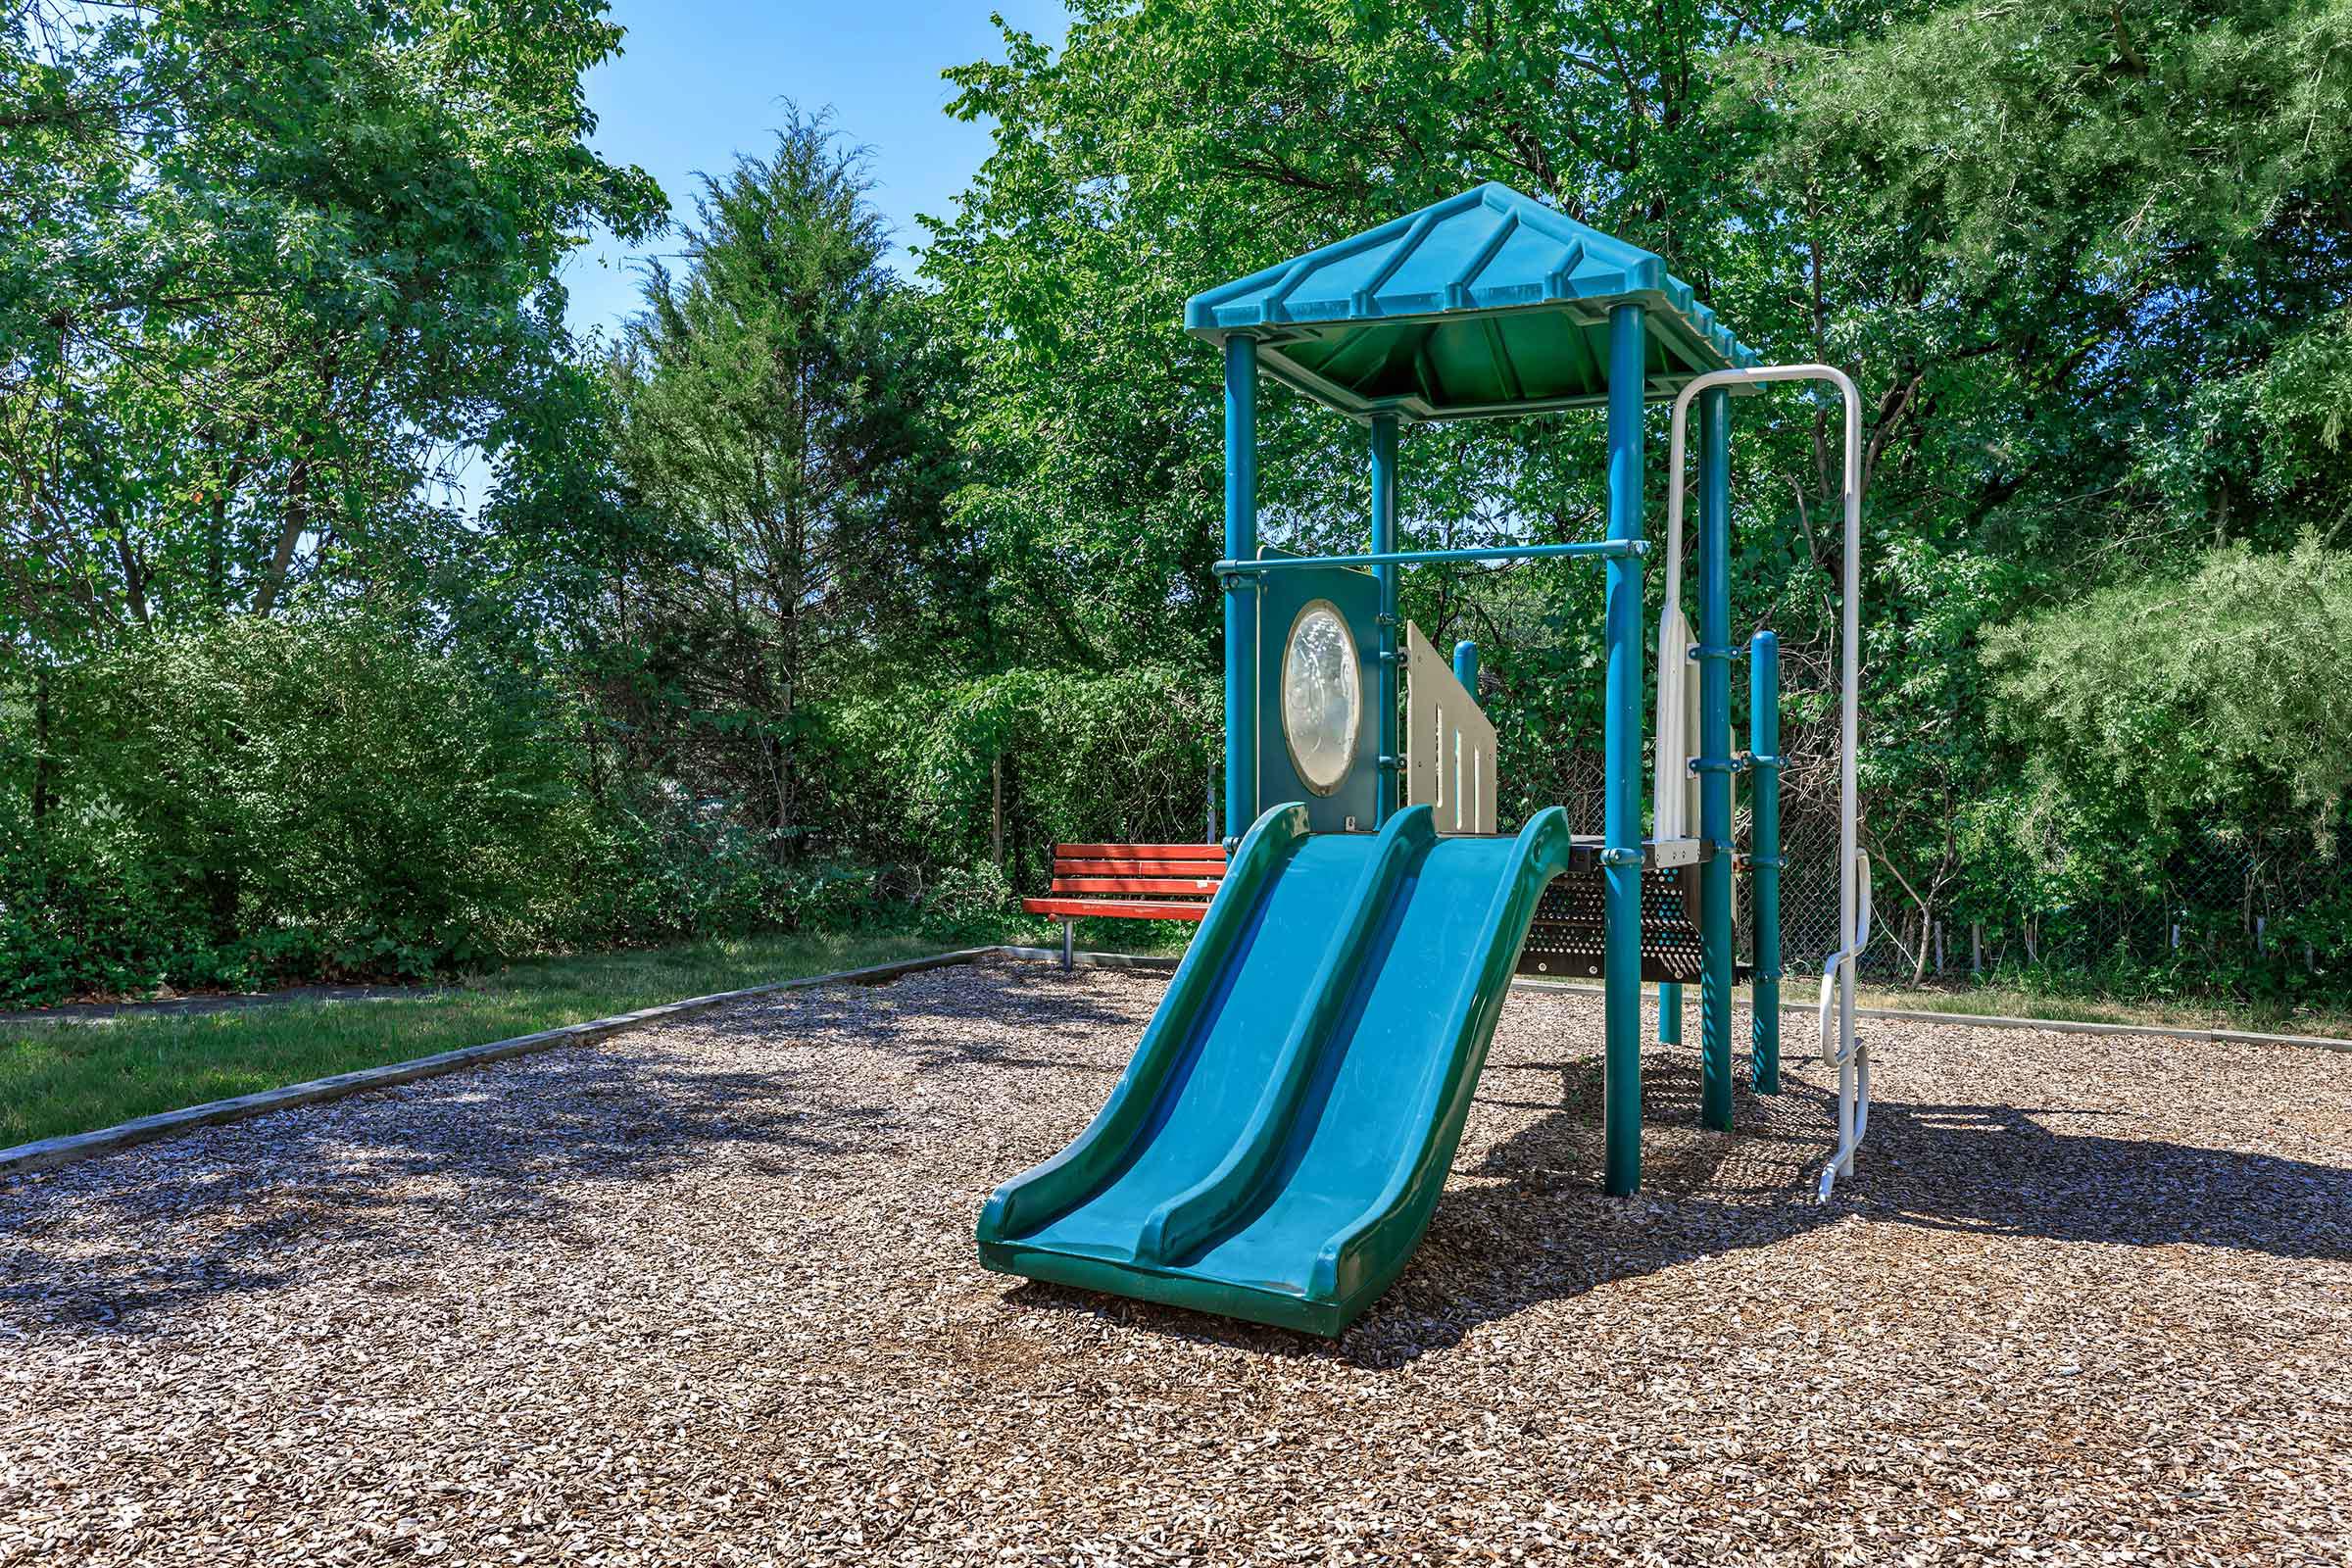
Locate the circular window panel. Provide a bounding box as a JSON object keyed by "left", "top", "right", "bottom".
{"left": 1280, "top": 600, "right": 1361, "bottom": 796}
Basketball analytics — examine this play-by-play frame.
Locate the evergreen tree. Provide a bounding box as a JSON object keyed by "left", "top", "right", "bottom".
{"left": 603, "top": 109, "right": 978, "bottom": 848}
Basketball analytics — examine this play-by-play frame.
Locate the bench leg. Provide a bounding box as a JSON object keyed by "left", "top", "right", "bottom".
{"left": 1060, "top": 919, "right": 1075, "bottom": 973}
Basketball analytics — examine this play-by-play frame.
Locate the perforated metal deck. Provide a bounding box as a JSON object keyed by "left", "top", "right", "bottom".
{"left": 1513, "top": 838, "right": 1733, "bottom": 984}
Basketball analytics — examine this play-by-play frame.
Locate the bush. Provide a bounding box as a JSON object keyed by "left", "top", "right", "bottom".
{"left": 817, "top": 664, "right": 1221, "bottom": 886}
{"left": 1962, "top": 541, "right": 2352, "bottom": 1004}
{"left": 0, "top": 635, "right": 1219, "bottom": 1005}
{"left": 0, "top": 612, "right": 585, "bottom": 1004}
{"left": 1983, "top": 540, "right": 2352, "bottom": 824}
{"left": 911, "top": 860, "right": 1018, "bottom": 940}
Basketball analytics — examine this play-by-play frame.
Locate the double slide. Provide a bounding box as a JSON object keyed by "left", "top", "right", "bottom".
{"left": 976, "top": 802, "right": 1578, "bottom": 1335}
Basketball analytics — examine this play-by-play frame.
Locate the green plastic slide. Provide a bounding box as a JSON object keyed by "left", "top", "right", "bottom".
{"left": 976, "top": 802, "right": 1578, "bottom": 1336}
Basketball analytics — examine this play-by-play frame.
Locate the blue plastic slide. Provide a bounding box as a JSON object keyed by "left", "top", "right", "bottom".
{"left": 977, "top": 802, "right": 1578, "bottom": 1335}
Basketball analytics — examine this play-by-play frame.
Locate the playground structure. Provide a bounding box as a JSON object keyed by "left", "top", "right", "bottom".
{"left": 980, "top": 184, "right": 1872, "bottom": 1335}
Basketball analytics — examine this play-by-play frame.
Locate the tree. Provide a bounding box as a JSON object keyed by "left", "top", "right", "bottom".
{"left": 1740, "top": 0, "right": 2352, "bottom": 564}
{"left": 920, "top": 0, "right": 1898, "bottom": 780}
{"left": 602, "top": 110, "right": 976, "bottom": 849}
{"left": 923, "top": 0, "right": 2351, "bottom": 984}
{"left": 1738, "top": 0, "right": 2352, "bottom": 951}
{"left": 0, "top": 0, "right": 664, "bottom": 646}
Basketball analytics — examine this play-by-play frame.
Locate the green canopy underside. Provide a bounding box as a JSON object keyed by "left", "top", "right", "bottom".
{"left": 1186, "top": 183, "right": 1757, "bottom": 421}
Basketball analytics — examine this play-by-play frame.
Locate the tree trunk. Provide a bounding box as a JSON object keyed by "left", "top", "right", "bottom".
{"left": 252, "top": 454, "right": 310, "bottom": 617}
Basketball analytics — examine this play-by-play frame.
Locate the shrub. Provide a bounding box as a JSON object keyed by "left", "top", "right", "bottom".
{"left": 0, "top": 612, "right": 585, "bottom": 1003}
{"left": 817, "top": 664, "right": 1221, "bottom": 885}
{"left": 1983, "top": 540, "right": 2352, "bottom": 824}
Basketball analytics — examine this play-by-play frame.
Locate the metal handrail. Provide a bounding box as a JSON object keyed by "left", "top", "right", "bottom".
{"left": 1818, "top": 856, "right": 1875, "bottom": 1068}
{"left": 1816, "top": 850, "right": 1874, "bottom": 1200}
{"left": 1659, "top": 364, "right": 1871, "bottom": 1200}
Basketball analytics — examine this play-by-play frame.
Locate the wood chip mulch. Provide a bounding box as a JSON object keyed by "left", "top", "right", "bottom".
{"left": 3, "top": 959, "right": 2346, "bottom": 1566}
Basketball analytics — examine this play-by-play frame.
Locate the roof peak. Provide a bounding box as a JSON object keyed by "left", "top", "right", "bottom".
{"left": 1185, "top": 182, "right": 1753, "bottom": 421}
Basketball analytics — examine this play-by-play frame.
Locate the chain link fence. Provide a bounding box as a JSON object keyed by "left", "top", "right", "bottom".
{"left": 1805, "top": 812, "right": 2351, "bottom": 987}
{"left": 1504, "top": 749, "right": 2349, "bottom": 994}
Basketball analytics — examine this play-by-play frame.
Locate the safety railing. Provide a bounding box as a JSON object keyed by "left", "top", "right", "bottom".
{"left": 1403, "top": 622, "right": 1495, "bottom": 834}
{"left": 1662, "top": 363, "right": 1871, "bottom": 1199}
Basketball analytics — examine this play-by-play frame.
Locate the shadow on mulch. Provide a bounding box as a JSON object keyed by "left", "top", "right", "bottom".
{"left": 9, "top": 962, "right": 2345, "bottom": 1361}
{"left": 1002, "top": 1050, "right": 2352, "bottom": 1367}
{"left": 996, "top": 1054, "right": 1803, "bottom": 1365}
{"left": 0, "top": 1052, "right": 882, "bottom": 1332}
{"left": 0, "top": 961, "right": 1142, "bottom": 1334}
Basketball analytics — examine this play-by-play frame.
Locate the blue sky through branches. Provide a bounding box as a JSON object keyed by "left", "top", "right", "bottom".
{"left": 560, "top": 0, "right": 1071, "bottom": 339}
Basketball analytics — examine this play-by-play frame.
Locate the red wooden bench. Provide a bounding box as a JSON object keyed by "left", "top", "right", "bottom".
{"left": 1023, "top": 843, "right": 1228, "bottom": 968}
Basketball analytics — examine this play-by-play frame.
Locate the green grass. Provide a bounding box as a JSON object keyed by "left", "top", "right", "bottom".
{"left": 1036, "top": 922, "right": 2352, "bottom": 1036}
{"left": 1849, "top": 979, "right": 2352, "bottom": 1039}
{"left": 0, "top": 928, "right": 963, "bottom": 1149}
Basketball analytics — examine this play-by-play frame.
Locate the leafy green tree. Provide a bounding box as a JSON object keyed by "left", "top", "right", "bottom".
{"left": 924, "top": 0, "right": 2350, "bottom": 987}
{"left": 0, "top": 0, "right": 675, "bottom": 1000}
{"left": 1742, "top": 0, "right": 2352, "bottom": 563}
{"left": 920, "top": 0, "right": 1906, "bottom": 837}
{"left": 1738, "top": 0, "right": 2352, "bottom": 957}
{"left": 922, "top": 0, "right": 1869, "bottom": 676}
{"left": 0, "top": 0, "right": 663, "bottom": 644}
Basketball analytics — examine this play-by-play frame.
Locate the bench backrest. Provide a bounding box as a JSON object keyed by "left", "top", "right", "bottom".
{"left": 1049, "top": 843, "right": 1226, "bottom": 902}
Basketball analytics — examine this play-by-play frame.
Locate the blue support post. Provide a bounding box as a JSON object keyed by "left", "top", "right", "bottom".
{"left": 1602, "top": 303, "right": 1646, "bottom": 1197}
{"left": 1450, "top": 639, "right": 1478, "bottom": 693}
{"left": 1223, "top": 337, "right": 1259, "bottom": 845}
{"left": 1697, "top": 387, "right": 1735, "bottom": 1132}
{"left": 1749, "top": 631, "right": 1784, "bottom": 1093}
{"left": 1659, "top": 984, "right": 1682, "bottom": 1044}
{"left": 1370, "top": 414, "right": 1399, "bottom": 824}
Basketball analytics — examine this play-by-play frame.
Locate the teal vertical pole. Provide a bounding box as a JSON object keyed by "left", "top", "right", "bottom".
{"left": 1370, "top": 414, "right": 1399, "bottom": 825}
{"left": 1601, "top": 303, "right": 1646, "bottom": 1197}
{"left": 1698, "top": 386, "right": 1735, "bottom": 1131}
{"left": 1659, "top": 984, "right": 1681, "bottom": 1044}
{"left": 1450, "top": 639, "right": 1478, "bottom": 693}
{"left": 1749, "top": 630, "right": 1783, "bottom": 1093}
{"left": 1223, "top": 337, "right": 1259, "bottom": 844}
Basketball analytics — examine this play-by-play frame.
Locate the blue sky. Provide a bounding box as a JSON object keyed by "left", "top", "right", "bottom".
{"left": 561, "top": 0, "right": 1071, "bottom": 341}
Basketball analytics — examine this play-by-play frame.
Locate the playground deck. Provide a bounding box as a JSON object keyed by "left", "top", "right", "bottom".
{"left": 1, "top": 961, "right": 2344, "bottom": 1566}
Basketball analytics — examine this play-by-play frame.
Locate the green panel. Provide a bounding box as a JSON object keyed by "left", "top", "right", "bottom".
{"left": 973, "top": 802, "right": 1312, "bottom": 1244}
{"left": 1254, "top": 551, "right": 1380, "bottom": 834}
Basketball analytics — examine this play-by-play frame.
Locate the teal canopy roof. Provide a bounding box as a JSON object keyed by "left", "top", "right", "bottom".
{"left": 1186, "top": 183, "right": 1756, "bottom": 422}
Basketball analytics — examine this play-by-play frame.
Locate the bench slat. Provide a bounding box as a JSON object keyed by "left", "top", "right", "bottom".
{"left": 1054, "top": 843, "right": 1226, "bottom": 860}
{"left": 1051, "top": 877, "right": 1220, "bottom": 897}
{"left": 1033, "top": 843, "right": 1226, "bottom": 929}
{"left": 1024, "top": 897, "right": 1212, "bottom": 922}
{"left": 1054, "top": 858, "right": 1226, "bottom": 879}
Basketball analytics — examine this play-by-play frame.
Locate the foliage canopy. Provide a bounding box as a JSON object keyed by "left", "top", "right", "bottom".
{"left": 3, "top": 0, "right": 2347, "bottom": 1005}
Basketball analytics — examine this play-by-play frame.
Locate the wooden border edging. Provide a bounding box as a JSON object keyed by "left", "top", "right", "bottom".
{"left": 12, "top": 938, "right": 2342, "bottom": 1182}
{"left": 0, "top": 947, "right": 1001, "bottom": 1180}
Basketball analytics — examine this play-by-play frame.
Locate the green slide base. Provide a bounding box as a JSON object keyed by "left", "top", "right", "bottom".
{"left": 976, "top": 802, "right": 1577, "bottom": 1337}
{"left": 979, "top": 1239, "right": 1369, "bottom": 1337}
